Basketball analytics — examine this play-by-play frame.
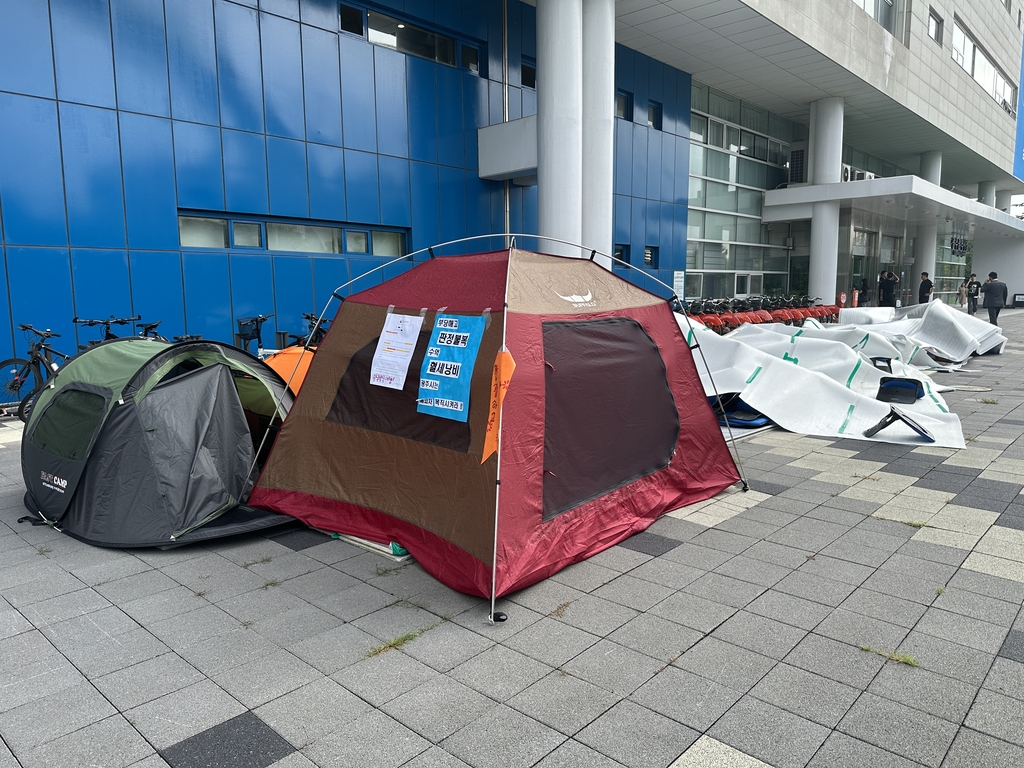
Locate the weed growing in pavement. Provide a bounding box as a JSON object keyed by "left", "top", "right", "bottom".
{"left": 549, "top": 601, "right": 572, "bottom": 618}
{"left": 872, "top": 515, "right": 931, "bottom": 528}
{"left": 859, "top": 645, "right": 920, "bottom": 667}
{"left": 193, "top": 589, "right": 208, "bottom": 597}
{"left": 375, "top": 563, "right": 408, "bottom": 577}
{"left": 36, "top": 545, "right": 51, "bottom": 555}
{"left": 241, "top": 555, "right": 273, "bottom": 569}
{"left": 261, "top": 579, "right": 282, "bottom": 590}
{"left": 366, "top": 620, "right": 444, "bottom": 657}
{"left": 936, "top": 587, "right": 945, "bottom": 595}
{"left": 980, "top": 398, "right": 999, "bottom": 404}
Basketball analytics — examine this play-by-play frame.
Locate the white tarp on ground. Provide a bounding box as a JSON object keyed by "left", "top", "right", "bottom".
{"left": 838, "top": 301, "right": 1007, "bottom": 360}
{"left": 677, "top": 313, "right": 966, "bottom": 449}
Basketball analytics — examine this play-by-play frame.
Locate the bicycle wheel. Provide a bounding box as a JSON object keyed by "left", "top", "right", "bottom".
{"left": 0, "top": 358, "right": 38, "bottom": 416}
{"left": 17, "top": 385, "right": 43, "bottom": 423}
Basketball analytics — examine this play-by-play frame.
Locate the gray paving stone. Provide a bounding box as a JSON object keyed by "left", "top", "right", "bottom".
{"left": 591, "top": 574, "right": 674, "bottom": 611}
{"left": 509, "top": 580, "right": 588, "bottom": 616}
{"left": 210, "top": 648, "right": 321, "bottom": 709}
{"left": 217, "top": 581, "right": 311, "bottom": 623}
{"left": 646, "top": 515, "right": 705, "bottom": 542}
{"left": 805, "top": 505, "right": 868, "bottom": 529}
{"left": 159, "top": 554, "right": 268, "bottom": 602}
{"left": 126, "top": 679, "right": 247, "bottom": 751}
{"left": 965, "top": 478, "right": 1024, "bottom": 501}
{"left": 549, "top": 560, "right": 620, "bottom": 593}
{"left": 19, "top": 586, "right": 111, "bottom": 628}
{"left": 575, "top": 699, "right": 698, "bottom": 768}
{"left": 894, "top": 540, "right": 969, "bottom": 567}
{"left": 585, "top": 545, "right": 651, "bottom": 573}
{"left": 840, "top": 587, "right": 928, "bottom": 628}
{"left": 744, "top": 589, "right": 833, "bottom": 631}
{"left": 352, "top": 602, "right": 446, "bottom": 643}
{"left": 773, "top": 571, "right": 858, "bottom": 607}
{"left": 862, "top": 567, "right": 944, "bottom": 605}
{"left": 0, "top": 606, "right": 33, "bottom": 641}
{"left": 709, "top": 695, "right": 830, "bottom": 768}
{"left": 648, "top": 590, "right": 738, "bottom": 634}
{"left": 441, "top": 705, "right": 565, "bottom": 768}
{"left": 740, "top": 539, "right": 812, "bottom": 569}
{"left": 838, "top": 692, "right": 959, "bottom": 766}
{"left": 687, "top": 527, "right": 758, "bottom": 555}
{"left": 92, "top": 653, "right": 205, "bottom": 711}
{"left": 120, "top": 586, "right": 213, "bottom": 626}
{"left": 712, "top": 515, "right": 780, "bottom": 542}
{"left": 287, "top": 622, "right": 382, "bottom": 675}
{"left": 675, "top": 636, "right": 776, "bottom": 693}
{"left": 450, "top": 644, "right": 552, "bottom": 702}
{"left": 913, "top": 472, "right": 974, "bottom": 493}
{"left": 22, "top": 714, "right": 153, "bottom": 768}
{"left": 896, "top": 630, "right": 996, "bottom": 687}
{"left": 868, "top": 662, "right": 979, "bottom": 722}
{"left": 881, "top": 553, "right": 959, "bottom": 585}
{"left": 561, "top": 638, "right": 664, "bottom": 696}
{"left": 177, "top": 625, "right": 281, "bottom": 677}
{"left": 626, "top": 557, "right": 704, "bottom": 591}
{"left": 0, "top": 634, "right": 84, "bottom": 714}
{"left": 712, "top": 554, "right": 792, "bottom": 589}
{"left": 616, "top": 531, "right": 683, "bottom": 557}
{"left": 308, "top": 581, "right": 396, "bottom": 622}
{"left": 507, "top": 670, "right": 620, "bottom": 736}
{"left": 964, "top": 689, "right": 1024, "bottom": 746}
{"left": 400, "top": 747, "right": 473, "bottom": 768}
{"left": 332, "top": 648, "right": 441, "bottom": 708}
{"left": 250, "top": 605, "right": 345, "bottom": 647}
{"left": 305, "top": 709, "right": 432, "bottom": 768}
{"left": 148, "top": 605, "right": 241, "bottom": 651}
{"left": 606, "top": 613, "right": 702, "bottom": 662}
{"left": 785, "top": 633, "right": 887, "bottom": 689}
{"left": 949, "top": 568, "right": 1024, "bottom": 603}
{"left": 998, "top": 629, "right": 1024, "bottom": 663}
{"left": 983, "top": 657, "right": 1024, "bottom": 701}
{"left": 255, "top": 677, "right": 372, "bottom": 749}
{"left": 661, "top": 542, "right": 734, "bottom": 571}
{"left": 807, "top": 731, "right": 925, "bottom": 768}
{"left": 0, "top": 679, "right": 118, "bottom": 753}
{"left": 159, "top": 711, "right": 294, "bottom": 768}
{"left": 503, "top": 617, "right": 600, "bottom": 668}
{"left": 749, "top": 662, "right": 859, "bottom": 728}
{"left": 915, "top": 608, "right": 1009, "bottom": 655}
{"left": 61, "top": 626, "right": 171, "bottom": 678}
{"left": 382, "top": 676, "right": 496, "bottom": 742}
{"left": 531, "top": 739, "right": 627, "bottom": 768}
{"left": 942, "top": 727, "right": 1024, "bottom": 768}
{"left": 933, "top": 587, "right": 1019, "bottom": 626}
{"left": 743, "top": 505, "right": 801, "bottom": 529}
{"left": 814, "top": 608, "right": 911, "bottom": 652}
{"left": 710, "top": 610, "right": 806, "bottom": 660}
{"left": 684, "top": 571, "right": 766, "bottom": 608}
{"left": 630, "top": 665, "right": 741, "bottom": 731}
{"left": 948, "top": 493, "right": 1010, "bottom": 513}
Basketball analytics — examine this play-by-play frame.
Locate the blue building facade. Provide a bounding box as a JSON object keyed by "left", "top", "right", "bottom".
{"left": 0, "top": 0, "right": 689, "bottom": 359}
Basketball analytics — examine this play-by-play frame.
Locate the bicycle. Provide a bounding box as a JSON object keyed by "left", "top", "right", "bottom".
{"left": 236, "top": 314, "right": 275, "bottom": 357}
{"left": 283, "top": 312, "right": 332, "bottom": 348}
{"left": 0, "top": 324, "right": 73, "bottom": 422}
{"left": 136, "top": 320, "right": 202, "bottom": 343}
{"left": 73, "top": 315, "right": 141, "bottom": 350}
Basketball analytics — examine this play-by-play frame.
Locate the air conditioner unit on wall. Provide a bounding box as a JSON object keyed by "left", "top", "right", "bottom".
{"left": 842, "top": 164, "right": 853, "bottom": 182}
{"left": 863, "top": 171, "right": 876, "bottom": 180}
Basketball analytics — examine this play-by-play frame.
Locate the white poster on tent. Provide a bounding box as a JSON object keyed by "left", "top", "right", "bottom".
{"left": 369, "top": 311, "right": 424, "bottom": 390}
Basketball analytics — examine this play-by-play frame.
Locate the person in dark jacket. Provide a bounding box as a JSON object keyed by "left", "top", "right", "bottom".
{"left": 980, "top": 271, "right": 1008, "bottom": 325}
{"left": 878, "top": 271, "right": 899, "bottom": 307}
{"left": 966, "top": 273, "right": 982, "bottom": 315}
{"left": 918, "top": 272, "right": 933, "bottom": 304}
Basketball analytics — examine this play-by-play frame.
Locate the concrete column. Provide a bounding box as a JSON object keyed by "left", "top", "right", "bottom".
{"left": 919, "top": 151, "right": 942, "bottom": 185}
{"left": 809, "top": 98, "right": 844, "bottom": 302}
{"left": 914, "top": 221, "right": 938, "bottom": 303}
{"left": 978, "top": 181, "right": 996, "bottom": 207}
{"left": 581, "top": 0, "right": 614, "bottom": 268}
{"left": 537, "top": 0, "right": 583, "bottom": 256}
{"left": 996, "top": 190, "right": 1013, "bottom": 212}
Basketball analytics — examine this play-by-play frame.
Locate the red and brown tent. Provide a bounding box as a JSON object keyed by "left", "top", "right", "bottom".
{"left": 250, "top": 248, "right": 739, "bottom": 598}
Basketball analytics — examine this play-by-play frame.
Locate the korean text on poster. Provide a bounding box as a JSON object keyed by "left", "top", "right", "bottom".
{"left": 417, "top": 313, "right": 486, "bottom": 422}
{"left": 369, "top": 311, "right": 425, "bottom": 390}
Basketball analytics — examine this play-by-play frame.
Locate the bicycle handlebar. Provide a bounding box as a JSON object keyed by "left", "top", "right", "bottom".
{"left": 18, "top": 324, "right": 59, "bottom": 339}
{"left": 73, "top": 315, "right": 141, "bottom": 327}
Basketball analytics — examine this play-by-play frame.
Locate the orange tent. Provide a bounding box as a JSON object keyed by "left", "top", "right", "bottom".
{"left": 265, "top": 346, "right": 315, "bottom": 394}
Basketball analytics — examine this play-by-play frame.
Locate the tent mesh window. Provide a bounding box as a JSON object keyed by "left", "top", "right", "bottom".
{"left": 327, "top": 330, "right": 472, "bottom": 452}
{"left": 30, "top": 389, "right": 107, "bottom": 460}
{"left": 541, "top": 318, "right": 680, "bottom": 520}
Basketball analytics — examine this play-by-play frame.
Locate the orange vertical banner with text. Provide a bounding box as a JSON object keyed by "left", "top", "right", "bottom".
{"left": 482, "top": 348, "right": 516, "bottom": 463}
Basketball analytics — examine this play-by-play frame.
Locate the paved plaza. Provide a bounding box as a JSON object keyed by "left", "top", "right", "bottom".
{"left": 4, "top": 310, "right": 1024, "bottom": 768}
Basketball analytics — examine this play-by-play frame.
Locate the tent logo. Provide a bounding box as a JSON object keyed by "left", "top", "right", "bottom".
{"left": 39, "top": 471, "right": 67, "bottom": 493}
{"left": 554, "top": 290, "right": 596, "bottom": 308}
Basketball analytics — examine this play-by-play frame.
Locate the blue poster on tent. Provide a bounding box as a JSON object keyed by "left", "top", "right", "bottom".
{"left": 417, "top": 314, "right": 487, "bottom": 422}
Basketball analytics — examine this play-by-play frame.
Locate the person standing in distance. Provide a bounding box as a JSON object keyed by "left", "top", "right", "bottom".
{"left": 966, "top": 273, "right": 982, "bottom": 315}
{"left": 878, "top": 271, "right": 899, "bottom": 308}
{"left": 918, "top": 272, "right": 934, "bottom": 304}
{"left": 980, "top": 271, "right": 1008, "bottom": 325}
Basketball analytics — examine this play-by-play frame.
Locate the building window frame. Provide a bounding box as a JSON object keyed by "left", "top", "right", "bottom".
{"left": 928, "top": 9, "right": 943, "bottom": 45}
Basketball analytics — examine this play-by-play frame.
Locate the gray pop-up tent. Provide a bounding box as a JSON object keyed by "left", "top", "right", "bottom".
{"left": 21, "top": 338, "right": 293, "bottom": 547}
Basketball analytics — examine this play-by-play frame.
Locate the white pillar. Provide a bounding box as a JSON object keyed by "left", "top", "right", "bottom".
{"left": 809, "top": 97, "right": 843, "bottom": 302}
{"left": 914, "top": 220, "right": 937, "bottom": 303}
{"left": 978, "top": 181, "right": 996, "bottom": 207}
{"left": 537, "top": 0, "right": 583, "bottom": 257}
{"left": 581, "top": 0, "right": 614, "bottom": 268}
{"left": 919, "top": 151, "right": 942, "bottom": 185}
{"left": 996, "top": 190, "right": 1012, "bottom": 212}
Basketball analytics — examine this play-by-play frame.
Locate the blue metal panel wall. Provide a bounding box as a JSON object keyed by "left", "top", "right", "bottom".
{"left": 7, "top": 247, "right": 77, "bottom": 346}
{"left": 408, "top": 58, "right": 438, "bottom": 163}
{"left": 51, "top": 0, "right": 116, "bottom": 108}
{"left": 0, "top": 0, "right": 55, "bottom": 99}
{"left": 302, "top": 25, "right": 342, "bottom": 146}
{"left": 129, "top": 250, "right": 186, "bottom": 339}
{"left": 375, "top": 48, "right": 410, "bottom": 158}
{"left": 230, "top": 253, "right": 278, "bottom": 342}
{"left": 0, "top": 248, "right": 12, "bottom": 360}
{"left": 173, "top": 121, "right": 225, "bottom": 210}
{"left": 262, "top": 13, "right": 305, "bottom": 140}
{"left": 0, "top": 94, "right": 67, "bottom": 246}
{"left": 182, "top": 251, "right": 232, "bottom": 340}
{"left": 263, "top": 0, "right": 299, "bottom": 21}
{"left": 120, "top": 113, "right": 179, "bottom": 249}
{"left": 216, "top": 0, "right": 265, "bottom": 133}
{"left": 70, "top": 249, "right": 132, "bottom": 346}
{"left": 340, "top": 36, "right": 377, "bottom": 152}
{"left": 344, "top": 150, "right": 380, "bottom": 225}
{"left": 378, "top": 156, "right": 412, "bottom": 227}
{"left": 267, "top": 137, "right": 309, "bottom": 217}
{"left": 272, "top": 255, "right": 314, "bottom": 339}
{"left": 110, "top": 0, "right": 170, "bottom": 117}
{"left": 166, "top": 0, "right": 220, "bottom": 125}
{"left": 223, "top": 129, "right": 270, "bottom": 214}
{"left": 60, "top": 104, "right": 127, "bottom": 248}
{"left": 307, "top": 143, "right": 347, "bottom": 221}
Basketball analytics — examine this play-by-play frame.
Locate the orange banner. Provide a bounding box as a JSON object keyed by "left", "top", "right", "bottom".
{"left": 481, "top": 349, "right": 516, "bottom": 463}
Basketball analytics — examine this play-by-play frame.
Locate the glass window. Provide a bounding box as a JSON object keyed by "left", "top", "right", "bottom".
{"left": 647, "top": 101, "right": 662, "bottom": 130}
{"left": 736, "top": 217, "right": 760, "bottom": 243}
{"left": 613, "top": 244, "right": 630, "bottom": 264}
{"left": 688, "top": 177, "right": 705, "bottom": 207}
{"left": 644, "top": 247, "right": 659, "bottom": 268}
{"left": 726, "top": 125, "right": 740, "bottom": 153}
{"left": 616, "top": 91, "right": 633, "bottom": 120}
{"left": 768, "top": 140, "right": 782, "bottom": 166}
{"left": 737, "top": 187, "right": 762, "bottom": 216}
{"left": 461, "top": 45, "right": 479, "bottom": 74}
{"left": 267, "top": 223, "right": 341, "bottom": 253}
{"left": 686, "top": 241, "right": 700, "bottom": 269}
{"left": 735, "top": 274, "right": 748, "bottom": 295}
{"left": 340, "top": 4, "right": 363, "bottom": 36}
{"left": 928, "top": 10, "right": 943, "bottom": 44}
{"left": 708, "top": 89, "right": 739, "bottom": 122}
{"left": 690, "top": 82, "right": 708, "bottom": 112}
{"left": 367, "top": 11, "right": 456, "bottom": 67}
{"left": 372, "top": 231, "right": 403, "bottom": 257}
{"left": 739, "top": 130, "right": 755, "bottom": 157}
{"left": 740, "top": 103, "right": 768, "bottom": 133}
{"left": 763, "top": 250, "right": 789, "bottom": 271}
{"left": 764, "top": 273, "right": 787, "bottom": 295}
{"left": 687, "top": 211, "right": 704, "bottom": 240}
{"left": 233, "top": 222, "right": 262, "bottom": 248}
{"left": 685, "top": 272, "right": 703, "bottom": 299}
{"left": 705, "top": 181, "right": 737, "bottom": 212}
{"left": 346, "top": 230, "right": 369, "bottom": 253}
{"left": 705, "top": 213, "right": 735, "bottom": 241}
{"left": 521, "top": 59, "right": 536, "bottom": 89}
{"left": 737, "top": 158, "right": 766, "bottom": 188}
{"left": 708, "top": 120, "right": 725, "bottom": 148}
{"left": 753, "top": 135, "right": 769, "bottom": 162}
{"left": 179, "top": 217, "right": 228, "bottom": 248}
{"left": 703, "top": 243, "right": 730, "bottom": 271}
{"left": 749, "top": 274, "right": 764, "bottom": 294}
{"left": 689, "top": 144, "right": 706, "bottom": 177}
{"left": 690, "top": 113, "right": 708, "bottom": 142}
{"left": 705, "top": 149, "right": 734, "bottom": 182}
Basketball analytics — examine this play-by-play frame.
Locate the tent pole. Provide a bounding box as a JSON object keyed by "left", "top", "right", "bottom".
{"left": 488, "top": 244, "right": 515, "bottom": 624}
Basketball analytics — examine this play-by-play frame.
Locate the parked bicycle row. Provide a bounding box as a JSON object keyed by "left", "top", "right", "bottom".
{"left": 684, "top": 295, "right": 840, "bottom": 334}
{"left": 0, "top": 312, "right": 331, "bottom": 422}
